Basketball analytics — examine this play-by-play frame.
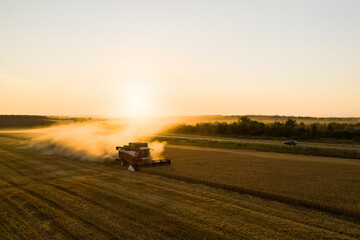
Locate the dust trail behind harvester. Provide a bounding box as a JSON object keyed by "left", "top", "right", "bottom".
{"left": 26, "top": 120, "right": 168, "bottom": 162}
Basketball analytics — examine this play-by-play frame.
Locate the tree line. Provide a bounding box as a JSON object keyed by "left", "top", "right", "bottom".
{"left": 169, "top": 116, "right": 360, "bottom": 141}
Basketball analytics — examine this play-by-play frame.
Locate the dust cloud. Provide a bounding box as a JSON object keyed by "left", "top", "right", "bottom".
{"left": 148, "top": 141, "right": 167, "bottom": 159}
{"left": 26, "top": 120, "right": 168, "bottom": 162}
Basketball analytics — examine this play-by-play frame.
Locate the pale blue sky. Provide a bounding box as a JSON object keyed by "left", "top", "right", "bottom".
{"left": 1, "top": 0, "right": 359, "bottom": 117}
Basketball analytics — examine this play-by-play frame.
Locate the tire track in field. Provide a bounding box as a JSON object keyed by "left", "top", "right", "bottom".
{"left": 0, "top": 214, "right": 16, "bottom": 239}
{"left": 0, "top": 171, "right": 87, "bottom": 240}
{"left": 0, "top": 193, "right": 79, "bottom": 240}
{"left": 2, "top": 184, "right": 126, "bottom": 239}
{"left": 0, "top": 196, "right": 44, "bottom": 240}
{"left": 0, "top": 213, "right": 18, "bottom": 239}
{"left": 0, "top": 176, "right": 120, "bottom": 240}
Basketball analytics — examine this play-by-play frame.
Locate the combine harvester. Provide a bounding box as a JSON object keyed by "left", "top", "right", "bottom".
{"left": 116, "top": 142, "right": 171, "bottom": 171}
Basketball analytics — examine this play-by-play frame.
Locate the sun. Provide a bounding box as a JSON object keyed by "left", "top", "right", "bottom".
{"left": 119, "top": 82, "right": 154, "bottom": 118}
{"left": 127, "top": 94, "right": 149, "bottom": 118}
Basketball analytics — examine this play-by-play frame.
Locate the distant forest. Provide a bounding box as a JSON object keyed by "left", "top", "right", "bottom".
{"left": 0, "top": 115, "right": 55, "bottom": 129}
{"left": 169, "top": 116, "right": 360, "bottom": 142}
{"left": 0, "top": 115, "right": 91, "bottom": 129}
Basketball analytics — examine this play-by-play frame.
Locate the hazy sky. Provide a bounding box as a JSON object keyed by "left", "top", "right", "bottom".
{"left": 1, "top": 0, "right": 359, "bottom": 117}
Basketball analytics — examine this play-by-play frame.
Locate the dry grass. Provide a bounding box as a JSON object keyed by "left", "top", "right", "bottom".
{"left": 144, "top": 145, "right": 360, "bottom": 218}
{"left": 0, "top": 134, "right": 360, "bottom": 239}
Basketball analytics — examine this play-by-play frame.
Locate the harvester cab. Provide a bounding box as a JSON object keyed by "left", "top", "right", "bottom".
{"left": 116, "top": 142, "right": 171, "bottom": 171}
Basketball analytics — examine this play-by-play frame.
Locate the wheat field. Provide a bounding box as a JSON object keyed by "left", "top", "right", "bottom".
{"left": 0, "top": 134, "right": 359, "bottom": 239}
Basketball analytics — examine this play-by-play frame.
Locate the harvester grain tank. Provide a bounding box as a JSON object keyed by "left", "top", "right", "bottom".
{"left": 116, "top": 142, "right": 171, "bottom": 171}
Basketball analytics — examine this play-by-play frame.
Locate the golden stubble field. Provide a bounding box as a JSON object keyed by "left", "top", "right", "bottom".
{"left": 0, "top": 134, "right": 359, "bottom": 239}
{"left": 144, "top": 145, "right": 360, "bottom": 217}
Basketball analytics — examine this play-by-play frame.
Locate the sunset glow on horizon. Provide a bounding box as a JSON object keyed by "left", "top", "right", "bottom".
{"left": 1, "top": 0, "right": 360, "bottom": 117}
